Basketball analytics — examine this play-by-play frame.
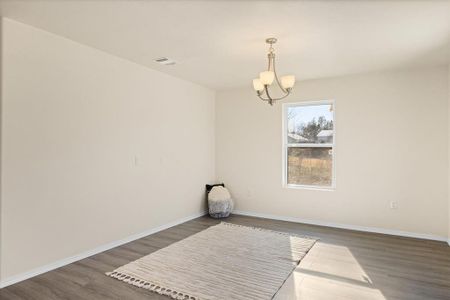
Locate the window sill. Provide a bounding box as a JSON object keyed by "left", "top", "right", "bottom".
{"left": 283, "top": 184, "right": 335, "bottom": 192}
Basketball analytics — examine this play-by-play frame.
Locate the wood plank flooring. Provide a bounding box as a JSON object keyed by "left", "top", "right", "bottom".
{"left": 1, "top": 215, "right": 449, "bottom": 300}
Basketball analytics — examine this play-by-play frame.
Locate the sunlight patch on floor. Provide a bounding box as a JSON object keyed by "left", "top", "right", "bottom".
{"left": 275, "top": 242, "right": 386, "bottom": 300}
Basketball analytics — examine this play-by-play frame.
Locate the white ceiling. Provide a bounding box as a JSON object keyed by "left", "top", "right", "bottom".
{"left": 1, "top": 0, "right": 449, "bottom": 90}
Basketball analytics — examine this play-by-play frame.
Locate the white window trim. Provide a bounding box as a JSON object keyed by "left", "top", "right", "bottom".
{"left": 282, "top": 99, "right": 336, "bottom": 191}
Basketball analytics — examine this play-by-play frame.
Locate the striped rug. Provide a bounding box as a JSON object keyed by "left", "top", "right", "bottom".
{"left": 106, "top": 222, "right": 317, "bottom": 300}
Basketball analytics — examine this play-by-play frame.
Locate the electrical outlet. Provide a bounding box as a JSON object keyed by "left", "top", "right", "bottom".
{"left": 390, "top": 201, "right": 398, "bottom": 209}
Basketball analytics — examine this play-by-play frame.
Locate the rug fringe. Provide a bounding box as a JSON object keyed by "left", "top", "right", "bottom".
{"left": 106, "top": 271, "right": 198, "bottom": 300}
{"left": 220, "top": 221, "right": 319, "bottom": 240}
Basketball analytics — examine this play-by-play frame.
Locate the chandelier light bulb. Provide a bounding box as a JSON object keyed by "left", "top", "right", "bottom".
{"left": 253, "top": 78, "right": 264, "bottom": 91}
{"left": 259, "top": 71, "right": 275, "bottom": 85}
{"left": 281, "top": 75, "right": 295, "bottom": 89}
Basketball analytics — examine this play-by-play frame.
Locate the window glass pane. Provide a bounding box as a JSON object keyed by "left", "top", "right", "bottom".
{"left": 287, "top": 147, "right": 332, "bottom": 186}
{"left": 287, "top": 104, "right": 334, "bottom": 144}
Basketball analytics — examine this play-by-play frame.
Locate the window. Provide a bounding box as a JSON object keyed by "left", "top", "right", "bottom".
{"left": 283, "top": 100, "right": 335, "bottom": 189}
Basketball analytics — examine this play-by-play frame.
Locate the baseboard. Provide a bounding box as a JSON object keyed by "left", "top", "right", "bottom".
{"left": 0, "top": 211, "right": 207, "bottom": 289}
{"left": 233, "top": 210, "right": 449, "bottom": 243}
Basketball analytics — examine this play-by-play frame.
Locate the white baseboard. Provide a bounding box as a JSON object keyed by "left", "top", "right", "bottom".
{"left": 0, "top": 211, "right": 207, "bottom": 289}
{"left": 233, "top": 210, "right": 449, "bottom": 243}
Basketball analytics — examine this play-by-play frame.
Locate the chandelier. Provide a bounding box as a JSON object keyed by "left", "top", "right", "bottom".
{"left": 252, "top": 38, "right": 295, "bottom": 105}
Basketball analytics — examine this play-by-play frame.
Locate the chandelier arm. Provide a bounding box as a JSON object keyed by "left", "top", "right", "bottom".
{"left": 273, "top": 89, "right": 291, "bottom": 101}
{"left": 256, "top": 90, "right": 271, "bottom": 102}
{"left": 264, "top": 85, "right": 275, "bottom": 105}
{"left": 259, "top": 88, "right": 291, "bottom": 103}
{"left": 257, "top": 93, "right": 270, "bottom": 102}
{"left": 264, "top": 85, "right": 274, "bottom": 101}
{"left": 272, "top": 54, "right": 289, "bottom": 94}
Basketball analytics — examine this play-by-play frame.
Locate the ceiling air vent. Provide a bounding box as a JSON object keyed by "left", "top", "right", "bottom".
{"left": 154, "top": 57, "right": 176, "bottom": 65}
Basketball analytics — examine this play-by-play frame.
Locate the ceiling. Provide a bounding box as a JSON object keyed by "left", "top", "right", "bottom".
{"left": 1, "top": 0, "right": 449, "bottom": 90}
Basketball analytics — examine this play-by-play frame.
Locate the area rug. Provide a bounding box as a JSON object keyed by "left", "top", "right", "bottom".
{"left": 106, "top": 222, "right": 317, "bottom": 300}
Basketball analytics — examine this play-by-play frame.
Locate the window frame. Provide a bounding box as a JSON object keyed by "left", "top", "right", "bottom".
{"left": 282, "top": 100, "right": 336, "bottom": 191}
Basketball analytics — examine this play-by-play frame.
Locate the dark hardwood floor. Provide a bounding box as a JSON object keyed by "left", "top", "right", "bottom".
{"left": 1, "top": 215, "right": 449, "bottom": 300}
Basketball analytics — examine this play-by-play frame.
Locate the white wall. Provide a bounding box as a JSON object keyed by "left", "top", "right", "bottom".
{"left": 0, "top": 18, "right": 2, "bottom": 281}
{"left": 216, "top": 67, "right": 449, "bottom": 239}
{"left": 0, "top": 18, "right": 215, "bottom": 280}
